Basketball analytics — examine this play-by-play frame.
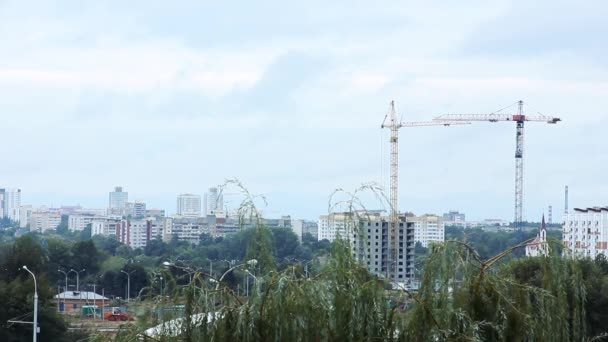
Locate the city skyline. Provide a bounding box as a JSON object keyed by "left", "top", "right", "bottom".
{"left": 2, "top": 1, "right": 608, "bottom": 221}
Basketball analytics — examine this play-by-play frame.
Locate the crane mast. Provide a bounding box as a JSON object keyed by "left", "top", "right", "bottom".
{"left": 435, "top": 100, "right": 560, "bottom": 229}
{"left": 381, "top": 101, "right": 468, "bottom": 280}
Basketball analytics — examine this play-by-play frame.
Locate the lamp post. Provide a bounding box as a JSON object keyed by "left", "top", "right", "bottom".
{"left": 120, "top": 270, "right": 135, "bottom": 302}
{"left": 304, "top": 260, "right": 314, "bottom": 278}
{"left": 215, "top": 259, "right": 258, "bottom": 290}
{"left": 69, "top": 268, "right": 86, "bottom": 291}
{"left": 22, "top": 266, "right": 38, "bottom": 342}
{"left": 57, "top": 269, "right": 68, "bottom": 309}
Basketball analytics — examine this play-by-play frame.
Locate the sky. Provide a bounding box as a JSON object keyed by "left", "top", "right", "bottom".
{"left": 1, "top": 0, "right": 608, "bottom": 221}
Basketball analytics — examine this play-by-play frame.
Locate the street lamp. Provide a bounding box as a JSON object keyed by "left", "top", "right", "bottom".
{"left": 22, "top": 266, "right": 38, "bottom": 342}
{"left": 304, "top": 260, "right": 315, "bottom": 278}
{"left": 215, "top": 259, "right": 258, "bottom": 290}
{"left": 69, "top": 268, "right": 86, "bottom": 291}
{"left": 120, "top": 269, "right": 136, "bottom": 302}
{"left": 57, "top": 269, "right": 68, "bottom": 309}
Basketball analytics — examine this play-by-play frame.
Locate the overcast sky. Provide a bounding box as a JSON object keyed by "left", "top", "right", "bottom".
{"left": 1, "top": 0, "right": 607, "bottom": 221}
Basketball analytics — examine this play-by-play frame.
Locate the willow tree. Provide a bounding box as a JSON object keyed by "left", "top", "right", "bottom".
{"left": 105, "top": 183, "right": 595, "bottom": 341}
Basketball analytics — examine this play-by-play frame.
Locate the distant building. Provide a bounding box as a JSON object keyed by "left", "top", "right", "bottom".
{"left": 177, "top": 194, "right": 201, "bottom": 218}
{"left": 526, "top": 215, "right": 548, "bottom": 257}
{"left": 30, "top": 208, "right": 62, "bottom": 232}
{"left": 204, "top": 187, "right": 223, "bottom": 215}
{"left": 54, "top": 291, "right": 109, "bottom": 313}
{"left": 442, "top": 210, "right": 465, "bottom": 223}
{"left": 292, "top": 219, "right": 318, "bottom": 241}
{"left": 563, "top": 206, "right": 608, "bottom": 259}
{"left": 132, "top": 201, "right": 146, "bottom": 218}
{"left": 408, "top": 214, "right": 445, "bottom": 247}
{"left": 318, "top": 213, "right": 355, "bottom": 241}
{"left": 68, "top": 213, "right": 102, "bottom": 231}
{"left": 19, "top": 205, "right": 33, "bottom": 228}
{"left": 115, "top": 218, "right": 169, "bottom": 248}
{"left": 145, "top": 208, "right": 166, "bottom": 218}
{"left": 165, "top": 217, "right": 207, "bottom": 244}
{"left": 109, "top": 186, "right": 128, "bottom": 215}
{"left": 0, "top": 188, "right": 21, "bottom": 222}
{"left": 318, "top": 211, "right": 415, "bottom": 282}
{"left": 351, "top": 214, "right": 414, "bottom": 282}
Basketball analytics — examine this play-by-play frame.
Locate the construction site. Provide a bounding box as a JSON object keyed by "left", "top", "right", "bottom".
{"left": 353, "top": 100, "right": 562, "bottom": 285}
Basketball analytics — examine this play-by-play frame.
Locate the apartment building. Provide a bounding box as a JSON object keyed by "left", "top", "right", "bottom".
{"left": 177, "top": 194, "right": 201, "bottom": 218}
{"left": 0, "top": 188, "right": 21, "bottom": 222}
{"left": 563, "top": 207, "right": 608, "bottom": 259}
{"left": 319, "top": 212, "right": 414, "bottom": 282}
{"left": 408, "top": 215, "right": 445, "bottom": 247}
{"left": 30, "top": 208, "right": 61, "bottom": 232}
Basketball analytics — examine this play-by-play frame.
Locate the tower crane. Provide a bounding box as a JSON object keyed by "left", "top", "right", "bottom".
{"left": 381, "top": 100, "right": 469, "bottom": 280}
{"left": 434, "top": 100, "right": 560, "bottom": 229}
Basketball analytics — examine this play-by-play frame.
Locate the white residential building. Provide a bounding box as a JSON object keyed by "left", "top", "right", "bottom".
{"left": 318, "top": 213, "right": 356, "bottom": 241}
{"left": 292, "top": 219, "right": 318, "bottom": 241}
{"left": 69, "top": 214, "right": 103, "bottom": 231}
{"left": 408, "top": 215, "right": 445, "bottom": 247}
{"left": 177, "top": 194, "right": 201, "bottom": 217}
{"left": 0, "top": 188, "right": 21, "bottom": 222}
{"left": 563, "top": 207, "right": 608, "bottom": 259}
{"left": 166, "top": 217, "right": 207, "bottom": 244}
{"left": 30, "top": 208, "right": 61, "bottom": 232}
{"left": 19, "top": 205, "right": 33, "bottom": 228}
{"left": 204, "top": 187, "right": 223, "bottom": 215}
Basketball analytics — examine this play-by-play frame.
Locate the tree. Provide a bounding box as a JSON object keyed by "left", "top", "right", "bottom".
{"left": 270, "top": 228, "right": 300, "bottom": 260}
{"left": 70, "top": 240, "right": 101, "bottom": 274}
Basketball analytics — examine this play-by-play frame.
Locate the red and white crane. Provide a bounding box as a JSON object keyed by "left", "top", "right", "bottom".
{"left": 434, "top": 100, "right": 561, "bottom": 228}
{"left": 381, "top": 101, "right": 468, "bottom": 280}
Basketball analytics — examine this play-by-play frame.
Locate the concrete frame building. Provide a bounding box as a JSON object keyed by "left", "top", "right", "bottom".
{"left": 563, "top": 207, "right": 608, "bottom": 259}
{"left": 319, "top": 212, "right": 414, "bottom": 282}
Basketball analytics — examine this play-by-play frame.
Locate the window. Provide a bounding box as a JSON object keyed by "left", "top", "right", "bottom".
{"left": 73, "top": 304, "right": 78, "bottom": 309}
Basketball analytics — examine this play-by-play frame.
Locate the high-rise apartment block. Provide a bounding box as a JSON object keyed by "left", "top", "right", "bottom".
{"left": 204, "top": 187, "right": 223, "bottom": 215}
{"left": 177, "top": 194, "right": 201, "bottom": 217}
{"left": 409, "top": 215, "right": 445, "bottom": 247}
{"left": 563, "top": 207, "right": 608, "bottom": 259}
{"left": 0, "top": 188, "right": 21, "bottom": 222}
{"left": 319, "top": 212, "right": 414, "bottom": 282}
{"left": 109, "top": 186, "right": 128, "bottom": 215}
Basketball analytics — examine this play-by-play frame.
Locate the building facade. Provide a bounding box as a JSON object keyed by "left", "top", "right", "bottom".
{"left": 30, "top": 208, "right": 61, "bottom": 232}
{"left": 0, "top": 188, "right": 21, "bottom": 222}
{"left": 132, "top": 201, "right": 146, "bottom": 218}
{"left": 442, "top": 210, "right": 465, "bottom": 223}
{"left": 563, "top": 207, "right": 608, "bottom": 259}
{"left": 109, "top": 186, "right": 128, "bottom": 215}
{"left": 526, "top": 215, "right": 548, "bottom": 257}
{"left": 319, "top": 212, "right": 414, "bottom": 282}
{"left": 177, "top": 194, "right": 201, "bottom": 217}
{"left": 409, "top": 215, "right": 445, "bottom": 247}
{"left": 204, "top": 187, "right": 223, "bottom": 215}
